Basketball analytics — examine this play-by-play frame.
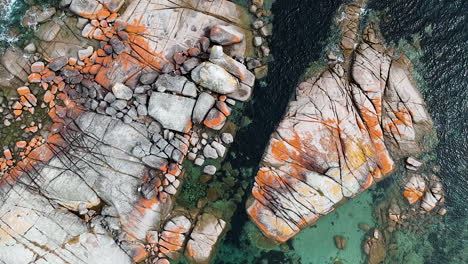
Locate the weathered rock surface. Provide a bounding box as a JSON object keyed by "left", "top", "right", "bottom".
{"left": 209, "top": 45, "right": 255, "bottom": 87}
{"left": 191, "top": 62, "right": 239, "bottom": 94}
{"left": 246, "top": 21, "right": 432, "bottom": 242}
{"left": 185, "top": 214, "right": 227, "bottom": 264}
{"left": 0, "top": 112, "right": 168, "bottom": 263}
{"left": 94, "top": 0, "right": 248, "bottom": 89}
{"left": 148, "top": 92, "right": 196, "bottom": 133}
{"left": 192, "top": 92, "right": 216, "bottom": 124}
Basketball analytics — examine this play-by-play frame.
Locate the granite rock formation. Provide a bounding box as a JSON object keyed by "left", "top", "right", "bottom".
{"left": 0, "top": 0, "right": 255, "bottom": 263}
{"left": 246, "top": 1, "right": 433, "bottom": 242}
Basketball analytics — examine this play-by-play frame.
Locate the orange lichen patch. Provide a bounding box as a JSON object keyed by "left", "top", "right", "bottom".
{"left": 43, "top": 91, "right": 54, "bottom": 103}
{"left": 358, "top": 106, "right": 394, "bottom": 176}
{"left": 95, "top": 53, "right": 144, "bottom": 89}
{"left": 50, "top": 85, "right": 58, "bottom": 95}
{"left": 16, "top": 141, "right": 26, "bottom": 149}
{"left": 24, "top": 94, "right": 37, "bottom": 106}
{"left": 12, "top": 101, "right": 22, "bottom": 110}
{"left": 31, "top": 63, "right": 45, "bottom": 73}
{"left": 122, "top": 19, "right": 167, "bottom": 70}
{"left": 41, "top": 70, "right": 56, "bottom": 83}
{"left": 13, "top": 109, "right": 22, "bottom": 116}
{"left": 89, "top": 64, "right": 101, "bottom": 75}
{"left": 159, "top": 237, "right": 184, "bottom": 252}
{"left": 100, "top": 20, "right": 108, "bottom": 28}
{"left": 107, "top": 13, "right": 118, "bottom": 22}
{"left": 28, "top": 73, "right": 41, "bottom": 83}
{"left": 203, "top": 111, "right": 225, "bottom": 129}
{"left": 131, "top": 244, "right": 148, "bottom": 263}
{"left": 403, "top": 188, "right": 423, "bottom": 204}
{"left": 26, "top": 126, "right": 38, "bottom": 133}
{"left": 247, "top": 201, "right": 297, "bottom": 243}
{"left": 217, "top": 101, "right": 231, "bottom": 116}
{"left": 96, "top": 49, "right": 106, "bottom": 57}
{"left": 78, "top": 11, "right": 97, "bottom": 20}
{"left": 167, "top": 163, "right": 181, "bottom": 176}
{"left": 270, "top": 140, "right": 291, "bottom": 163}
{"left": 17, "top": 87, "right": 30, "bottom": 95}
{"left": 68, "top": 57, "right": 77, "bottom": 66}
{"left": 3, "top": 149, "right": 12, "bottom": 160}
{"left": 97, "top": 9, "right": 110, "bottom": 20}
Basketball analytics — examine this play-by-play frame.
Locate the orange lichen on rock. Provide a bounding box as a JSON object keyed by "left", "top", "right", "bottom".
{"left": 17, "top": 86, "right": 30, "bottom": 95}
{"left": 403, "top": 175, "right": 426, "bottom": 204}
{"left": 125, "top": 19, "right": 168, "bottom": 70}
{"left": 28, "top": 73, "right": 41, "bottom": 83}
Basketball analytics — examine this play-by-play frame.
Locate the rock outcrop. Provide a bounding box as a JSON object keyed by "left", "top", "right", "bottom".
{"left": 0, "top": 0, "right": 254, "bottom": 263}
{"left": 246, "top": 1, "right": 432, "bottom": 243}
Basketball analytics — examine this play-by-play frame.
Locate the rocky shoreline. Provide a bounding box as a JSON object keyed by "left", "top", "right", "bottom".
{"left": 0, "top": 0, "right": 273, "bottom": 263}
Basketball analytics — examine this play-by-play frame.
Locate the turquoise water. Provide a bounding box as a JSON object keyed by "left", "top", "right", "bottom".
{"left": 291, "top": 190, "right": 377, "bottom": 264}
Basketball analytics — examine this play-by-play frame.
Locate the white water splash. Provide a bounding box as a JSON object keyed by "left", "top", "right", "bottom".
{"left": 0, "top": 0, "right": 18, "bottom": 17}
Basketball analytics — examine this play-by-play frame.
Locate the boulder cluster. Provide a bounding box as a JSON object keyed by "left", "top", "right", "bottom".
{"left": 402, "top": 159, "right": 446, "bottom": 214}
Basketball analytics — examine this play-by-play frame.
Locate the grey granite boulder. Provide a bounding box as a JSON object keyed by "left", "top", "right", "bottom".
{"left": 112, "top": 83, "right": 133, "bottom": 100}
{"left": 182, "top": 81, "right": 198, "bottom": 98}
{"left": 69, "top": 0, "right": 101, "bottom": 18}
{"left": 210, "top": 25, "right": 244, "bottom": 45}
{"left": 191, "top": 62, "right": 239, "bottom": 94}
{"left": 192, "top": 92, "right": 216, "bottom": 124}
{"left": 203, "top": 144, "right": 219, "bottom": 159}
{"left": 48, "top": 56, "right": 68, "bottom": 71}
{"left": 148, "top": 92, "right": 196, "bottom": 133}
{"left": 209, "top": 45, "right": 255, "bottom": 87}
{"left": 154, "top": 74, "right": 188, "bottom": 94}
{"left": 140, "top": 71, "right": 159, "bottom": 84}
{"left": 185, "top": 214, "right": 227, "bottom": 264}
{"left": 227, "top": 83, "right": 252, "bottom": 101}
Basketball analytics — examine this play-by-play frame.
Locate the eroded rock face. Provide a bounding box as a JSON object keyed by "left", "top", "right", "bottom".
{"left": 185, "top": 214, "right": 227, "bottom": 264}
{"left": 246, "top": 20, "right": 432, "bottom": 242}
